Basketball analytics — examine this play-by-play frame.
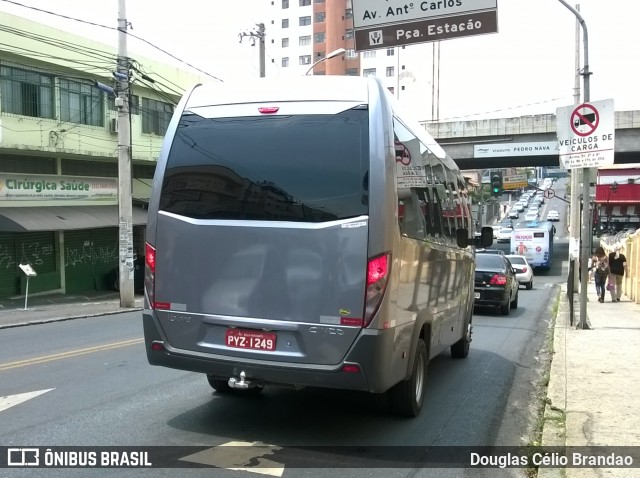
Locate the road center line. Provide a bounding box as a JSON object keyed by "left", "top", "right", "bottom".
{"left": 0, "top": 338, "right": 144, "bottom": 372}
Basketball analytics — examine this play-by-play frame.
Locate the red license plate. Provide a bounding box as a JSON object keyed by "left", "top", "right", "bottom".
{"left": 225, "top": 329, "right": 276, "bottom": 351}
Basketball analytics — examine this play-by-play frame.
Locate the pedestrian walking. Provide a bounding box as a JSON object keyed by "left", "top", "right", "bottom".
{"left": 608, "top": 246, "right": 628, "bottom": 302}
{"left": 593, "top": 247, "right": 609, "bottom": 303}
{"left": 587, "top": 254, "right": 595, "bottom": 282}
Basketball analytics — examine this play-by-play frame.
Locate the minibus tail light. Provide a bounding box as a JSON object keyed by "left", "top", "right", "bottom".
{"left": 145, "top": 242, "right": 156, "bottom": 307}
{"left": 258, "top": 106, "right": 279, "bottom": 114}
{"left": 363, "top": 253, "right": 390, "bottom": 328}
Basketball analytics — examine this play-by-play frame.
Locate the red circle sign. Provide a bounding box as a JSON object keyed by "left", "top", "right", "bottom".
{"left": 570, "top": 104, "right": 599, "bottom": 137}
{"left": 536, "top": 246, "right": 542, "bottom": 252}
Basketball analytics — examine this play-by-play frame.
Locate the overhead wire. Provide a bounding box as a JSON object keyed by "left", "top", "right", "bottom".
{"left": 0, "top": 0, "right": 223, "bottom": 82}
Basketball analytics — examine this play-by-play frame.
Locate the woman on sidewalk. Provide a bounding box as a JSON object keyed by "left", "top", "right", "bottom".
{"left": 608, "top": 246, "right": 628, "bottom": 302}
{"left": 593, "top": 247, "right": 609, "bottom": 303}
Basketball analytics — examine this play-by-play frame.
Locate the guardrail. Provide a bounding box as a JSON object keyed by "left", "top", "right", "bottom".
{"left": 600, "top": 228, "right": 640, "bottom": 304}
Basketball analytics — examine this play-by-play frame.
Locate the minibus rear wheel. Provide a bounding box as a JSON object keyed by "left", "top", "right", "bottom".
{"left": 388, "top": 339, "right": 427, "bottom": 417}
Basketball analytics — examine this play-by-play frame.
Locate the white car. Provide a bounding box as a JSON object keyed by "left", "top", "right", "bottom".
{"left": 496, "top": 228, "right": 513, "bottom": 243}
{"left": 506, "top": 255, "right": 534, "bottom": 290}
{"left": 524, "top": 211, "right": 538, "bottom": 222}
{"left": 546, "top": 210, "right": 560, "bottom": 221}
{"left": 508, "top": 209, "right": 520, "bottom": 219}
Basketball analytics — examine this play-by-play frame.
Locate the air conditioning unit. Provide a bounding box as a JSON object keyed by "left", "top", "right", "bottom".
{"left": 109, "top": 118, "right": 118, "bottom": 134}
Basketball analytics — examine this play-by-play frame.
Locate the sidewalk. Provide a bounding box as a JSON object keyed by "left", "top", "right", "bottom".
{"left": 539, "top": 282, "right": 640, "bottom": 478}
{"left": 0, "top": 291, "right": 143, "bottom": 329}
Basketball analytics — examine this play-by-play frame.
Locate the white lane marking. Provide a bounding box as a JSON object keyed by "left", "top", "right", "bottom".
{"left": 0, "top": 388, "right": 55, "bottom": 412}
{"left": 180, "top": 441, "right": 284, "bottom": 476}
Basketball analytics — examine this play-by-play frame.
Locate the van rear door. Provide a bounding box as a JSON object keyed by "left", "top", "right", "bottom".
{"left": 151, "top": 105, "right": 371, "bottom": 366}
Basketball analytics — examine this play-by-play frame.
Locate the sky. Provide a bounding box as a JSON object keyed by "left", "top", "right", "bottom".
{"left": 0, "top": 0, "right": 639, "bottom": 122}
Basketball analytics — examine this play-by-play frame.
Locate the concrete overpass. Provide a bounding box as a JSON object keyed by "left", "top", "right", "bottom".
{"left": 421, "top": 110, "right": 640, "bottom": 170}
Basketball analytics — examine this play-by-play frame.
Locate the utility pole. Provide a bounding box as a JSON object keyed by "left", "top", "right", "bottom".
{"left": 117, "top": 0, "right": 134, "bottom": 307}
{"left": 558, "top": 0, "right": 592, "bottom": 330}
{"left": 239, "top": 23, "right": 266, "bottom": 77}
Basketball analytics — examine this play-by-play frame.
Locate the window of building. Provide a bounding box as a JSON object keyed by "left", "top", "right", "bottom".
{"left": 387, "top": 48, "right": 395, "bottom": 56}
{"left": 282, "top": 38, "right": 289, "bottom": 47}
{"left": 299, "top": 55, "right": 312, "bottom": 65}
{"left": 315, "top": 12, "right": 325, "bottom": 22}
{"left": 59, "top": 79, "right": 104, "bottom": 127}
{"left": 363, "top": 50, "right": 376, "bottom": 58}
{"left": 313, "top": 71, "right": 326, "bottom": 75}
{"left": 345, "top": 29, "right": 354, "bottom": 39}
{"left": 108, "top": 95, "right": 139, "bottom": 114}
{"left": 141, "top": 97, "right": 174, "bottom": 136}
{"left": 282, "top": 57, "right": 289, "bottom": 67}
{"left": 299, "top": 0, "right": 311, "bottom": 5}
{"left": 282, "top": 0, "right": 289, "bottom": 8}
{"left": 363, "top": 68, "right": 376, "bottom": 76}
{"left": 299, "top": 35, "right": 311, "bottom": 46}
{"left": 346, "top": 49, "right": 358, "bottom": 59}
{"left": 345, "top": 8, "right": 353, "bottom": 18}
{"left": 386, "top": 66, "right": 395, "bottom": 77}
{"left": 388, "top": 87, "right": 395, "bottom": 95}
{"left": 345, "top": 68, "right": 358, "bottom": 76}
{"left": 314, "top": 0, "right": 324, "bottom": 3}
{"left": 61, "top": 158, "right": 117, "bottom": 177}
{"left": 299, "top": 16, "right": 311, "bottom": 26}
{"left": 0, "top": 155, "right": 55, "bottom": 174}
{"left": 282, "top": 18, "right": 289, "bottom": 28}
{"left": 314, "top": 32, "right": 325, "bottom": 43}
{"left": 316, "top": 51, "right": 325, "bottom": 58}
{"left": 0, "top": 66, "right": 54, "bottom": 119}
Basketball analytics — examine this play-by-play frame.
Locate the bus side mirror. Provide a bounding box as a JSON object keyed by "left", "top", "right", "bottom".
{"left": 475, "top": 227, "right": 493, "bottom": 248}
{"left": 456, "top": 228, "right": 469, "bottom": 248}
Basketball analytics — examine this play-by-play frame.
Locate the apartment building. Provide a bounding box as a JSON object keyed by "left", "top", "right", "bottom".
{"left": 265, "top": 0, "right": 435, "bottom": 121}
{"left": 0, "top": 12, "right": 202, "bottom": 299}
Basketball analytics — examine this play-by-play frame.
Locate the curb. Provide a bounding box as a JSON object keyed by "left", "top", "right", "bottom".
{"left": 0, "top": 307, "right": 143, "bottom": 330}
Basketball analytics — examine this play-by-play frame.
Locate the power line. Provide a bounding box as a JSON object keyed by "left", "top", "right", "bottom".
{"left": 0, "top": 0, "right": 223, "bottom": 81}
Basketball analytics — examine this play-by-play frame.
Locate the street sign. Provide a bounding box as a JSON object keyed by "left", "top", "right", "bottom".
{"left": 556, "top": 99, "right": 615, "bottom": 169}
{"left": 502, "top": 174, "right": 528, "bottom": 190}
{"left": 474, "top": 141, "right": 559, "bottom": 158}
{"left": 352, "top": 0, "right": 497, "bottom": 29}
{"left": 352, "top": 0, "right": 498, "bottom": 51}
{"left": 544, "top": 189, "right": 555, "bottom": 199}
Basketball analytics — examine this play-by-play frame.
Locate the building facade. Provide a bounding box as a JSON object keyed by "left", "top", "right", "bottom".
{"left": 265, "top": 0, "right": 436, "bottom": 121}
{"left": 594, "top": 166, "right": 640, "bottom": 235}
{"left": 0, "top": 12, "right": 202, "bottom": 299}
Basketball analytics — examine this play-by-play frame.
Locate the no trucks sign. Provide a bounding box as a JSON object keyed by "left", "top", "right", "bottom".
{"left": 556, "top": 99, "right": 615, "bottom": 169}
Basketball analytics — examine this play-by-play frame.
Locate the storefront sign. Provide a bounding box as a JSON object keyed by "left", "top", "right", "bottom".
{"left": 0, "top": 174, "right": 118, "bottom": 202}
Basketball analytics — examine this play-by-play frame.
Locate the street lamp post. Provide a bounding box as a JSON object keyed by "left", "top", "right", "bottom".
{"left": 305, "top": 48, "right": 346, "bottom": 76}
{"left": 558, "top": 0, "right": 592, "bottom": 330}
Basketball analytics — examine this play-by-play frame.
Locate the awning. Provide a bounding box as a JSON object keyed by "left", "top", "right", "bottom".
{"left": 595, "top": 183, "right": 640, "bottom": 203}
{"left": 0, "top": 205, "right": 148, "bottom": 232}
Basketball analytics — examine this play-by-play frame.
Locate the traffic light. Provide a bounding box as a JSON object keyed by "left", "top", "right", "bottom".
{"left": 491, "top": 172, "right": 503, "bottom": 197}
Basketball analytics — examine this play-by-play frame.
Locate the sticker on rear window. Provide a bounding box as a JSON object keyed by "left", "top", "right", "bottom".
{"left": 342, "top": 221, "right": 367, "bottom": 229}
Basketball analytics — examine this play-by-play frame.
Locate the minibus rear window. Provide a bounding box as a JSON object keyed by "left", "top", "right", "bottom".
{"left": 160, "top": 108, "right": 369, "bottom": 222}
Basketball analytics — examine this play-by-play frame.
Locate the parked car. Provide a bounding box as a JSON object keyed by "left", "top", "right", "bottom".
{"left": 107, "top": 256, "right": 145, "bottom": 293}
{"left": 546, "top": 210, "right": 560, "bottom": 221}
{"left": 496, "top": 227, "right": 514, "bottom": 243}
{"left": 474, "top": 253, "right": 519, "bottom": 315}
{"left": 505, "top": 255, "right": 534, "bottom": 290}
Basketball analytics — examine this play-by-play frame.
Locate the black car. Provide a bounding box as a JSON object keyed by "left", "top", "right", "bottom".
{"left": 107, "top": 256, "right": 145, "bottom": 293}
{"left": 474, "top": 253, "right": 519, "bottom": 315}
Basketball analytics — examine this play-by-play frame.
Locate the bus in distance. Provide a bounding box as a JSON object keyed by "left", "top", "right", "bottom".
{"left": 510, "top": 221, "right": 556, "bottom": 269}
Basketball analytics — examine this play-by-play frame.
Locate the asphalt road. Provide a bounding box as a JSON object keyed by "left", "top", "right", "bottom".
{"left": 0, "top": 243, "right": 567, "bottom": 478}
